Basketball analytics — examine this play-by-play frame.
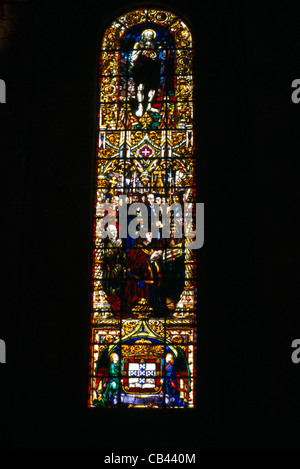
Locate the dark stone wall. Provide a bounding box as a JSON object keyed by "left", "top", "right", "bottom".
{"left": 0, "top": 0, "right": 298, "bottom": 449}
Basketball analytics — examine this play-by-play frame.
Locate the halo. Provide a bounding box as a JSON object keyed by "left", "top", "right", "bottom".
{"left": 141, "top": 29, "right": 157, "bottom": 39}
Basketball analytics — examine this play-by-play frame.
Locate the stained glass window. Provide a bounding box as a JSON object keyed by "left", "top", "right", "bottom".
{"left": 88, "top": 8, "right": 197, "bottom": 408}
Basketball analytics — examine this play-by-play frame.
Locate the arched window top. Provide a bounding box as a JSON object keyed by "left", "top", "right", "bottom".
{"left": 99, "top": 8, "right": 194, "bottom": 132}
{"left": 102, "top": 9, "right": 192, "bottom": 50}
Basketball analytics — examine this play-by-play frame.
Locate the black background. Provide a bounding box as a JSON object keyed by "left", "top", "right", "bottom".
{"left": 0, "top": 0, "right": 299, "bottom": 449}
